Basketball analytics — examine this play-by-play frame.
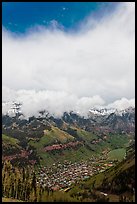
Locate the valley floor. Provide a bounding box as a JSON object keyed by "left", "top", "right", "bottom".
{"left": 2, "top": 197, "right": 24, "bottom": 202}
{"left": 36, "top": 148, "right": 118, "bottom": 190}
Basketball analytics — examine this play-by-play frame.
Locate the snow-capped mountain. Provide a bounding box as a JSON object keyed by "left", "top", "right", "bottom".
{"left": 2, "top": 100, "right": 135, "bottom": 134}
{"left": 2, "top": 100, "right": 135, "bottom": 118}
{"left": 89, "top": 108, "right": 115, "bottom": 116}
{"left": 2, "top": 101, "right": 22, "bottom": 116}
{"left": 89, "top": 107, "right": 135, "bottom": 117}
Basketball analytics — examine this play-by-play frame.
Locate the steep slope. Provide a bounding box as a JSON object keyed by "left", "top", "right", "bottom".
{"left": 2, "top": 104, "right": 134, "bottom": 166}
{"left": 68, "top": 148, "right": 135, "bottom": 202}
{"left": 2, "top": 134, "right": 21, "bottom": 156}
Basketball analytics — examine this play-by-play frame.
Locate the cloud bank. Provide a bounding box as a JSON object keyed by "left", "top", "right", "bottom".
{"left": 2, "top": 87, "right": 135, "bottom": 118}
{"left": 2, "top": 3, "right": 135, "bottom": 118}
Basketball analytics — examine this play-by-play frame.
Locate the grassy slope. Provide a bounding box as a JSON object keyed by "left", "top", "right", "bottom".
{"left": 29, "top": 126, "right": 76, "bottom": 166}
{"left": 2, "top": 127, "right": 131, "bottom": 167}
{"left": 108, "top": 148, "right": 126, "bottom": 161}
{"left": 2, "top": 134, "right": 20, "bottom": 147}
{"left": 107, "top": 133, "right": 130, "bottom": 149}
{"left": 2, "top": 134, "right": 21, "bottom": 155}
{"left": 76, "top": 128, "right": 98, "bottom": 142}
{"left": 29, "top": 125, "right": 131, "bottom": 166}
{"left": 29, "top": 126, "right": 74, "bottom": 148}
{"left": 29, "top": 126, "right": 100, "bottom": 166}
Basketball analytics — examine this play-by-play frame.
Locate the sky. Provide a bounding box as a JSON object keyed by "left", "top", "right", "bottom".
{"left": 2, "top": 2, "right": 119, "bottom": 33}
{"left": 2, "top": 2, "right": 135, "bottom": 118}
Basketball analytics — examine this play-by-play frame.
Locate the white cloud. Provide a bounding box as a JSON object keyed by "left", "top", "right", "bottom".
{"left": 2, "top": 87, "right": 105, "bottom": 117}
{"left": 2, "top": 86, "right": 135, "bottom": 118}
{"left": 2, "top": 3, "right": 135, "bottom": 117}
{"left": 75, "top": 96, "right": 105, "bottom": 116}
{"left": 107, "top": 97, "right": 135, "bottom": 110}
